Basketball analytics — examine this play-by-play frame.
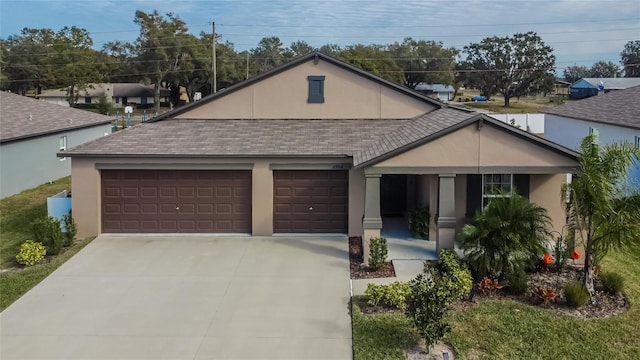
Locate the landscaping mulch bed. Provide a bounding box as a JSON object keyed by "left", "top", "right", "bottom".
{"left": 471, "top": 265, "right": 630, "bottom": 319}
{"left": 349, "top": 236, "right": 396, "bottom": 279}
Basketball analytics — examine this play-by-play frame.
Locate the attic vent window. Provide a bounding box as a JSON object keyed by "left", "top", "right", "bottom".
{"left": 307, "top": 75, "right": 325, "bottom": 103}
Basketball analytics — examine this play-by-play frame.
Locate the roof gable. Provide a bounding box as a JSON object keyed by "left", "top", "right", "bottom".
{"left": 0, "top": 92, "right": 113, "bottom": 143}
{"left": 356, "top": 114, "right": 579, "bottom": 168}
{"left": 152, "top": 52, "right": 445, "bottom": 121}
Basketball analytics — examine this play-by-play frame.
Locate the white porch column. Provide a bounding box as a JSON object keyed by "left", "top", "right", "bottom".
{"left": 362, "top": 173, "right": 382, "bottom": 266}
{"left": 436, "top": 174, "right": 456, "bottom": 253}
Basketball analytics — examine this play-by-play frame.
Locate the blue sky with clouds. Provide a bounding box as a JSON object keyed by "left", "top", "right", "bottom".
{"left": 1, "top": 0, "right": 638, "bottom": 71}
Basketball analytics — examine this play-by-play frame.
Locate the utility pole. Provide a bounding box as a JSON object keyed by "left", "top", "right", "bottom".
{"left": 212, "top": 21, "right": 217, "bottom": 94}
{"left": 246, "top": 52, "right": 249, "bottom": 80}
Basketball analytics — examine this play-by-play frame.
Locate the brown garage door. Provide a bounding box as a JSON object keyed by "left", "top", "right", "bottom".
{"left": 273, "top": 170, "right": 348, "bottom": 233}
{"left": 101, "top": 170, "right": 251, "bottom": 233}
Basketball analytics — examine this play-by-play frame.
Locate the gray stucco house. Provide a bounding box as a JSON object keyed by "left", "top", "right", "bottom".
{"left": 543, "top": 85, "right": 640, "bottom": 186}
{"left": 0, "top": 92, "right": 113, "bottom": 198}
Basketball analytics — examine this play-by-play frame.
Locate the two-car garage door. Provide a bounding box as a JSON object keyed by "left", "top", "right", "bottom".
{"left": 102, "top": 170, "right": 251, "bottom": 233}
{"left": 101, "top": 169, "right": 348, "bottom": 234}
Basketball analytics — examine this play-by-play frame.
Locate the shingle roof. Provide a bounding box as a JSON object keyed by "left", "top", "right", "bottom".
{"left": 542, "top": 85, "right": 640, "bottom": 130}
{"left": 574, "top": 78, "right": 640, "bottom": 90}
{"left": 0, "top": 92, "right": 114, "bottom": 143}
{"left": 63, "top": 118, "right": 414, "bottom": 157}
{"left": 414, "top": 83, "right": 455, "bottom": 93}
{"left": 353, "top": 108, "right": 476, "bottom": 165}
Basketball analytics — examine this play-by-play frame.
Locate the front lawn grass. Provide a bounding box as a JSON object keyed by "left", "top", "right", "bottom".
{"left": 0, "top": 177, "right": 71, "bottom": 268}
{"left": 351, "top": 244, "right": 640, "bottom": 359}
{"left": 0, "top": 237, "right": 92, "bottom": 311}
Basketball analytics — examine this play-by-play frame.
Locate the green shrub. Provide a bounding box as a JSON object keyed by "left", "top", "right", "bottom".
{"left": 32, "top": 217, "right": 64, "bottom": 255}
{"left": 599, "top": 272, "right": 625, "bottom": 295}
{"left": 15, "top": 240, "right": 46, "bottom": 266}
{"left": 365, "top": 281, "right": 411, "bottom": 310}
{"left": 564, "top": 280, "right": 590, "bottom": 308}
{"left": 457, "top": 190, "right": 551, "bottom": 279}
{"left": 368, "top": 237, "right": 388, "bottom": 271}
{"left": 408, "top": 207, "right": 430, "bottom": 239}
{"left": 552, "top": 235, "right": 570, "bottom": 272}
{"left": 506, "top": 268, "right": 529, "bottom": 295}
{"left": 406, "top": 273, "right": 452, "bottom": 350}
{"left": 62, "top": 213, "right": 77, "bottom": 247}
{"left": 425, "top": 249, "right": 473, "bottom": 301}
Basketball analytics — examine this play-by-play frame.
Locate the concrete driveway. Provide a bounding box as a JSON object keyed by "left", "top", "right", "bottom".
{"left": 1, "top": 235, "right": 352, "bottom": 359}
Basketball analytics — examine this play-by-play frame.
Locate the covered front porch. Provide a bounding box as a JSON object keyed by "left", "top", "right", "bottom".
{"left": 357, "top": 118, "right": 580, "bottom": 266}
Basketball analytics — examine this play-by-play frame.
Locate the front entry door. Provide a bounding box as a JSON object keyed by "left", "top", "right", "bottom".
{"left": 381, "top": 174, "right": 407, "bottom": 217}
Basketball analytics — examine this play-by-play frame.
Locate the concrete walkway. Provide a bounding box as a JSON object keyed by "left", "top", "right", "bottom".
{"left": 352, "top": 218, "right": 438, "bottom": 295}
{"left": 1, "top": 235, "right": 352, "bottom": 359}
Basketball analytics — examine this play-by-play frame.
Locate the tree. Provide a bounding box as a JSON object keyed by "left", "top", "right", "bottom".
{"left": 563, "top": 65, "right": 590, "bottom": 83}
{"left": 620, "top": 40, "right": 640, "bottom": 77}
{"left": 100, "top": 40, "right": 137, "bottom": 83}
{"left": 563, "top": 134, "right": 640, "bottom": 296}
{"left": 457, "top": 190, "right": 551, "bottom": 279}
{"left": 318, "top": 43, "right": 342, "bottom": 57}
{"left": 287, "top": 40, "right": 315, "bottom": 58}
{"left": 462, "top": 32, "right": 556, "bottom": 107}
{"left": 133, "top": 10, "right": 190, "bottom": 113}
{"left": 1, "top": 28, "right": 58, "bottom": 94}
{"left": 338, "top": 44, "right": 404, "bottom": 85}
{"left": 589, "top": 60, "right": 622, "bottom": 78}
{"left": 49, "top": 26, "right": 100, "bottom": 106}
{"left": 387, "top": 37, "right": 458, "bottom": 89}
{"left": 250, "top": 36, "right": 286, "bottom": 74}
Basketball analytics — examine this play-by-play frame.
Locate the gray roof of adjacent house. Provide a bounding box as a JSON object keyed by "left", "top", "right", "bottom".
{"left": 542, "top": 85, "right": 640, "bottom": 130}
{"left": 0, "top": 92, "right": 113, "bottom": 143}
{"left": 414, "top": 83, "right": 455, "bottom": 93}
{"left": 37, "top": 83, "right": 170, "bottom": 98}
{"left": 571, "top": 78, "right": 640, "bottom": 90}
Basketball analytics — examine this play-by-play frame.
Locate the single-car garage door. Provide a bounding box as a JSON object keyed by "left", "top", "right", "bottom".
{"left": 273, "top": 170, "right": 348, "bottom": 233}
{"left": 102, "top": 170, "right": 251, "bottom": 233}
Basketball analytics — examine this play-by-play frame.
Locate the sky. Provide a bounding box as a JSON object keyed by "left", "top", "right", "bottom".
{"left": 1, "top": 0, "right": 639, "bottom": 72}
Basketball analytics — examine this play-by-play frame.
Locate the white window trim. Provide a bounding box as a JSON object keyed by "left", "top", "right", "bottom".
{"left": 59, "top": 136, "right": 67, "bottom": 161}
{"left": 482, "top": 174, "right": 513, "bottom": 208}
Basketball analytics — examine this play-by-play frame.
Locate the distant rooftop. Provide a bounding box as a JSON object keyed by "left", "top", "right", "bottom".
{"left": 37, "top": 83, "right": 170, "bottom": 98}
{"left": 571, "top": 78, "right": 640, "bottom": 90}
{"left": 414, "top": 83, "right": 455, "bottom": 93}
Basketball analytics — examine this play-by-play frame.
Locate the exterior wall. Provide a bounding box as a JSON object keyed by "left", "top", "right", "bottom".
{"left": 529, "top": 174, "right": 568, "bottom": 233}
{"left": 175, "top": 59, "right": 436, "bottom": 119}
{"left": 39, "top": 97, "right": 70, "bottom": 107}
{"left": 252, "top": 160, "right": 274, "bottom": 236}
{"left": 544, "top": 114, "right": 640, "bottom": 184}
{"left": 348, "top": 167, "right": 365, "bottom": 237}
{"left": 72, "top": 157, "right": 102, "bottom": 239}
{"left": 70, "top": 156, "right": 352, "bottom": 237}
{"left": 0, "top": 124, "right": 112, "bottom": 199}
{"left": 374, "top": 123, "right": 578, "bottom": 171}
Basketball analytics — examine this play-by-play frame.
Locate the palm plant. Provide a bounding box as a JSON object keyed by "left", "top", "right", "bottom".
{"left": 458, "top": 190, "right": 551, "bottom": 279}
{"left": 563, "top": 134, "right": 640, "bottom": 296}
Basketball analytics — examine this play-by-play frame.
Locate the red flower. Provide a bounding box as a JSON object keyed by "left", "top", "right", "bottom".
{"left": 542, "top": 253, "right": 553, "bottom": 265}
{"left": 571, "top": 250, "right": 581, "bottom": 260}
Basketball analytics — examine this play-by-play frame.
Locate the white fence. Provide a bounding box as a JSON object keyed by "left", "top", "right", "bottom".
{"left": 487, "top": 113, "right": 545, "bottom": 134}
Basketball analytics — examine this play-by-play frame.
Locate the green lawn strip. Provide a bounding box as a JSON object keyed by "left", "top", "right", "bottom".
{"left": 352, "top": 296, "right": 420, "bottom": 360}
{"left": 352, "top": 245, "right": 640, "bottom": 359}
{"left": 0, "top": 177, "right": 71, "bottom": 268}
{"left": 0, "top": 237, "right": 93, "bottom": 311}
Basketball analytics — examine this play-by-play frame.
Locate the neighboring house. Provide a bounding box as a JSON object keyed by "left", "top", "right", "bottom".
{"left": 554, "top": 80, "right": 571, "bottom": 97}
{"left": 0, "top": 92, "right": 113, "bottom": 198}
{"left": 62, "top": 52, "right": 579, "bottom": 254}
{"left": 414, "top": 83, "right": 455, "bottom": 101}
{"left": 569, "top": 77, "right": 640, "bottom": 100}
{"left": 544, "top": 85, "right": 640, "bottom": 186}
{"left": 37, "top": 83, "right": 171, "bottom": 108}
